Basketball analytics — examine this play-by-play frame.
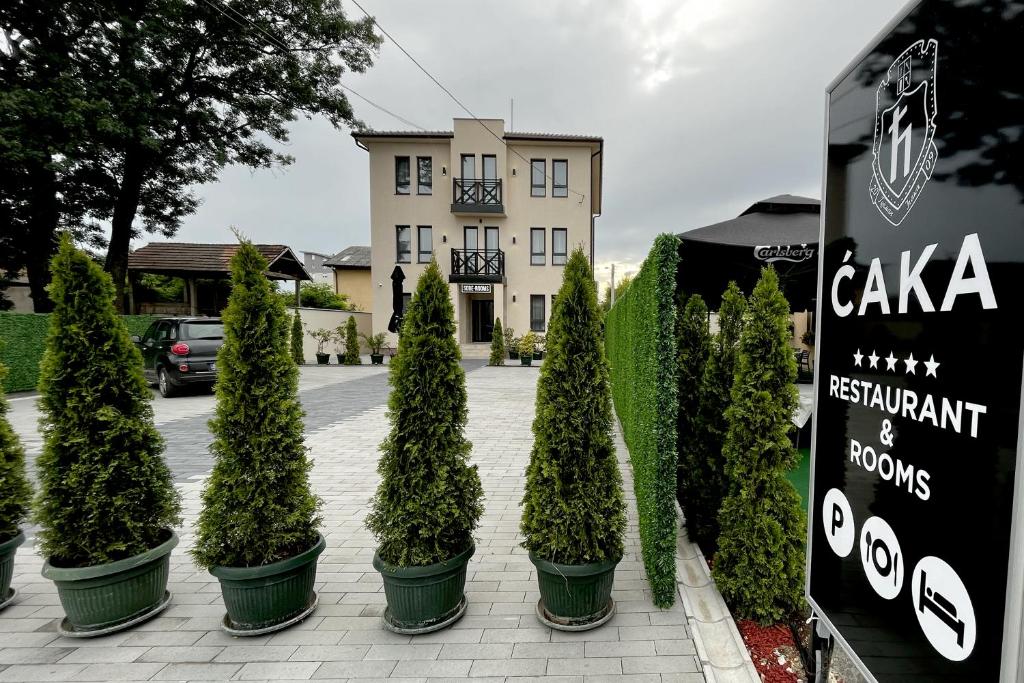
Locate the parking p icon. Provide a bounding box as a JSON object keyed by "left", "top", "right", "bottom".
{"left": 822, "top": 488, "right": 854, "bottom": 557}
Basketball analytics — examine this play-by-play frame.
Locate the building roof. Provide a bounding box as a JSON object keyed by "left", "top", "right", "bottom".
{"left": 325, "top": 245, "right": 371, "bottom": 269}
{"left": 351, "top": 130, "right": 602, "bottom": 144}
{"left": 127, "top": 242, "right": 312, "bottom": 280}
{"left": 679, "top": 195, "right": 820, "bottom": 247}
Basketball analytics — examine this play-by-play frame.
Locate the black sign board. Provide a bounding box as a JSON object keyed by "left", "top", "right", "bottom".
{"left": 808, "top": 0, "right": 1024, "bottom": 680}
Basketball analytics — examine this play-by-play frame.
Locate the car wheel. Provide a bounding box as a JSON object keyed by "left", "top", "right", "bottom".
{"left": 157, "top": 367, "right": 177, "bottom": 398}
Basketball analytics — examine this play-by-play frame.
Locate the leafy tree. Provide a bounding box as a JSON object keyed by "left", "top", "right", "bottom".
{"left": 365, "top": 260, "right": 483, "bottom": 566}
{"left": 0, "top": 360, "right": 31, "bottom": 543}
{"left": 521, "top": 249, "right": 625, "bottom": 564}
{"left": 675, "top": 294, "right": 710, "bottom": 537}
{"left": 343, "top": 316, "right": 360, "bottom": 365}
{"left": 290, "top": 309, "right": 304, "bottom": 364}
{"left": 34, "top": 236, "right": 180, "bottom": 566}
{"left": 193, "top": 241, "right": 321, "bottom": 568}
{"left": 712, "top": 267, "right": 804, "bottom": 623}
{"left": 689, "top": 282, "right": 746, "bottom": 551}
{"left": 489, "top": 317, "right": 505, "bottom": 366}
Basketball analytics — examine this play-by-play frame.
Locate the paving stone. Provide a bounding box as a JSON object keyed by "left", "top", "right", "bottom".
{"left": 0, "top": 648, "right": 73, "bottom": 665}
{"left": 138, "top": 645, "right": 224, "bottom": 662}
{"left": 546, "top": 657, "right": 623, "bottom": 675}
{"left": 621, "top": 655, "right": 701, "bottom": 674}
{"left": 0, "top": 663, "right": 86, "bottom": 681}
{"left": 76, "top": 661, "right": 168, "bottom": 680}
{"left": 237, "top": 661, "right": 320, "bottom": 679}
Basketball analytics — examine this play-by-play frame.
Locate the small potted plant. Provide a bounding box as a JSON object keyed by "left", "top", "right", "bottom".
{"left": 331, "top": 330, "right": 345, "bottom": 364}
{"left": 504, "top": 326, "right": 517, "bottom": 360}
{"left": 366, "top": 260, "right": 483, "bottom": 634}
{"left": 343, "top": 317, "right": 361, "bottom": 365}
{"left": 0, "top": 360, "right": 32, "bottom": 611}
{"left": 489, "top": 318, "right": 505, "bottom": 366}
{"left": 193, "top": 241, "right": 324, "bottom": 636}
{"left": 306, "top": 327, "right": 332, "bottom": 364}
{"left": 533, "top": 334, "right": 546, "bottom": 361}
{"left": 518, "top": 331, "right": 536, "bottom": 366}
{"left": 36, "top": 237, "right": 182, "bottom": 636}
{"left": 521, "top": 248, "right": 626, "bottom": 630}
{"left": 361, "top": 332, "right": 387, "bottom": 365}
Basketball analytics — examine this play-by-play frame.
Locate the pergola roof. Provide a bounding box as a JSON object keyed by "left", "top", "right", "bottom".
{"left": 128, "top": 242, "right": 312, "bottom": 281}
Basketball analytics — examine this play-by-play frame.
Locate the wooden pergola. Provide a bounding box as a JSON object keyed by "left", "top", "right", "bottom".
{"left": 127, "top": 242, "right": 312, "bottom": 315}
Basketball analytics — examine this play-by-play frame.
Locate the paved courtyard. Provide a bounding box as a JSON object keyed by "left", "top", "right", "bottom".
{"left": 1, "top": 363, "right": 707, "bottom": 682}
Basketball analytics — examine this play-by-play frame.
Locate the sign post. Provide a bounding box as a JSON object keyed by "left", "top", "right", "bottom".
{"left": 807, "top": 0, "right": 1024, "bottom": 680}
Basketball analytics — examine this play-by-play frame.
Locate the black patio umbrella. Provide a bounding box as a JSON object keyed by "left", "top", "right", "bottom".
{"left": 387, "top": 265, "right": 406, "bottom": 333}
{"left": 676, "top": 194, "right": 820, "bottom": 310}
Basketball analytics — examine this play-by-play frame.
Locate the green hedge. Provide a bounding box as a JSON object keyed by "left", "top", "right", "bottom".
{"left": 605, "top": 234, "right": 680, "bottom": 607}
{"left": 0, "top": 313, "right": 159, "bottom": 393}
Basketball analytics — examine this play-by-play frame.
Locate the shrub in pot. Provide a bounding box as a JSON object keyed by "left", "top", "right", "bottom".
{"left": 366, "top": 260, "right": 484, "bottom": 634}
{"left": 343, "top": 317, "right": 361, "bottom": 365}
{"left": 192, "top": 241, "right": 324, "bottom": 635}
{"left": 290, "top": 309, "right": 305, "bottom": 364}
{"left": 35, "top": 237, "right": 182, "bottom": 636}
{"left": 307, "top": 327, "right": 332, "bottom": 364}
{"left": 504, "top": 326, "right": 517, "bottom": 359}
{"left": 361, "top": 331, "right": 387, "bottom": 365}
{"left": 533, "top": 333, "right": 545, "bottom": 360}
{"left": 0, "top": 360, "right": 32, "bottom": 611}
{"left": 489, "top": 318, "right": 505, "bottom": 366}
{"left": 518, "top": 331, "right": 536, "bottom": 366}
{"left": 521, "top": 248, "right": 626, "bottom": 630}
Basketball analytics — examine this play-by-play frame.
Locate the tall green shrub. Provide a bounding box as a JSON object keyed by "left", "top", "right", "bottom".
{"left": 35, "top": 237, "right": 180, "bottom": 567}
{"left": 676, "top": 294, "right": 710, "bottom": 536}
{"left": 366, "top": 261, "right": 483, "bottom": 566}
{"left": 343, "top": 316, "right": 360, "bottom": 365}
{"left": 522, "top": 250, "right": 625, "bottom": 563}
{"left": 605, "top": 233, "right": 680, "bottom": 606}
{"left": 192, "top": 242, "right": 321, "bottom": 569}
{"left": 291, "top": 309, "right": 305, "bottom": 364}
{"left": 0, "top": 360, "right": 31, "bottom": 542}
{"left": 689, "top": 282, "right": 746, "bottom": 551}
{"left": 489, "top": 318, "right": 505, "bottom": 366}
{"left": 712, "top": 267, "right": 804, "bottom": 623}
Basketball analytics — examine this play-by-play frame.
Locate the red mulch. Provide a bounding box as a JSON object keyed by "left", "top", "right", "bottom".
{"left": 736, "top": 619, "right": 806, "bottom": 683}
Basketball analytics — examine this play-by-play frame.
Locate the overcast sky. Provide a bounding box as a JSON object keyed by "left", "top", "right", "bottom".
{"left": 158, "top": 0, "right": 904, "bottom": 290}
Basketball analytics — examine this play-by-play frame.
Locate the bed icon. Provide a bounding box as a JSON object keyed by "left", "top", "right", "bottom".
{"left": 912, "top": 556, "right": 976, "bottom": 661}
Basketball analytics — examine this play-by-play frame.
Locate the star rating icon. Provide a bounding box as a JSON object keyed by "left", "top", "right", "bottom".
{"left": 852, "top": 349, "right": 940, "bottom": 378}
{"left": 868, "top": 350, "right": 880, "bottom": 369}
{"left": 853, "top": 349, "right": 864, "bottom": 367}
{"left": 904, "top": 353, "right": 919, "bottom": 375}
{"left": 885, "top": 352, "right": 898, "bottom": 372}
{"left": 924, "top": 354, "right": 940, "bottom": 377}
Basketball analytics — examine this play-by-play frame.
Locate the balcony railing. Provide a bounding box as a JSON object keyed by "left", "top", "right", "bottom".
{"left": 450, "top": 248, "right": 504, "bottom": 283}
{"left": 451, "top": 178, "right": 504, "bottom": 214}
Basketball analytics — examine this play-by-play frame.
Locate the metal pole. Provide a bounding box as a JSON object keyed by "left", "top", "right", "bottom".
{"left": 610, "top": 263, "right": 616, "bottom": 306}
{"left": 810, "top": 615, "right": 833, "bottom": 683}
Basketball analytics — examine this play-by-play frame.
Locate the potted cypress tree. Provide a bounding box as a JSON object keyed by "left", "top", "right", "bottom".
{"left": 366, "top": 260, "right": 484, "bottom": 634}
{"left": 0, "top": 360, "right": 31, "bottom": 611}
{"left": 521, "top": 248, "right": 626, "bottom": 630}
{"left": 489, "top": 318, "right": 505, "bottom": 366}
{"left": 36, "top": 236, "right": 181, "bottom": 636}
{"left": 361, "top": 332, "right": 387, "bottom": 365}
{"left": 518, "top": 331, "right": 536, "bottom": 366}
{"left": 504, "top": 326, "right": 517, "bottom": 360}
{"left": 307, "top": 327, "right": 332, "bottom": 364}
{"left": 192, "top": 241, "right": 324, "bottom": 635}
{"left": 291, "top": 310, "right": 305, "bottom": 364}
{"left": 343, "top": 317, "right": 361, "bottom": 365}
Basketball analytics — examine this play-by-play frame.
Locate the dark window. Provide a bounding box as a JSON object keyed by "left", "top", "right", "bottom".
{"left": 552, "top": 159, "right": 568, "bottom": 197}
{"left": 402, "top": 292, "right": 412, "bottom": 314}
{"left": 182, "top": 323, "right": 224, "bottom": 340}
{"left": 530, "top": 159, "right": 545, "bottom": 197}
{"left": 396, "top": 225, "right": 411, "bottom": 263}
{"left": 552, "top": 228, "right": 567, "bottom": 265}
{"left": 464, "top": 226, "right": 478, "bottom": 250}
{"left": 485, "top": 226, "right": 499, "bottom": 251}
{"left": 461, "top": 154, "right": 475, "bottom": 179}
{"left": 482, "top": 154, "right": 497, "bottom": 180}
{"left": 530, "top": 295, "right": 545, "bottom": 331}
{"left": 395, "top": 157, "right": 410, "bottom": 194}
{"left": 530, "top": 228, "right": 545, "bottom": 266}
{"left": 417, "top": 157, "right": 432, "bottom": 194}
{"left": 417, "top": 226, "right": 432, "bottom": 263}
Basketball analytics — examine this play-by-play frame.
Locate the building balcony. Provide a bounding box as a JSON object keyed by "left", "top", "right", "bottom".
{"left": 451, "top": 178, "right": 504, "bottom": 215}
{"left": 449, "top": 248, "right": 505, "bottom": 284}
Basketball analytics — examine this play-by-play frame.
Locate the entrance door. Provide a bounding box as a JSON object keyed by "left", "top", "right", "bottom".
{"left": 471, "top": 299, "right": 494, "bottom": 343}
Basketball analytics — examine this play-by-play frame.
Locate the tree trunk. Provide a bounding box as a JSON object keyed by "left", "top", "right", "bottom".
{"left": 105, "top": 149, "right": 147, "bottom": 313}
{"left": 25, "top": 160, "right": 61, "bottom": 313}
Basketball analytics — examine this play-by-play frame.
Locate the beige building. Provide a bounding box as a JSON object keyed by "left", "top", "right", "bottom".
{"left": 325, "top": 246, "right": 373, "bottom": 312}
{"left": 353, "top": 118, "right": 603, "bottom": 350}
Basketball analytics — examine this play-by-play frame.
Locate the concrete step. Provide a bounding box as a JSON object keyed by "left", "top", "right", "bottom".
{"left": 460, "top": 343, "right": 492, "bottom": 359}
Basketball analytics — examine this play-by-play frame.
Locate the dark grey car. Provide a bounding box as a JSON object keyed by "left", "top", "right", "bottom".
{"left": 133, "top": 318, "right": 224, "bottom": 397}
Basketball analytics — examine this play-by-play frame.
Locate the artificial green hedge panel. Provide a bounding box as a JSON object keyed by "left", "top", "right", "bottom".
{"left": 0, "top": 313, "right": 160, "bottom": 393}
{"left": 605, "top": 233, "right": 680, "bottom": 607}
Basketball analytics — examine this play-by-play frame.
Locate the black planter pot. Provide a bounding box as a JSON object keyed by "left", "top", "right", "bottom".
{"left": 315, "top": 353, "right": 330, "bottom": 365}
{"left": 520, "top": 355, "right": 533, "bottom": 366}
{"left": 210, "top": 533, "right": 326, "bottom": 636}
{"left": 373, "top": 544, "right": 473, "bottom": 634}
{"left": 41, "top": 531, "right": 178, "bottom": 637}
{"left": 370, "top": 353, "right": 384, "bottom": 365}
{"left": 0, "top": 530, "right": 25, "bottom": 610}
{"left": 529, "top": 552, "right": 618, "bottom": 631}
{"left": 509, "top": 349, "right": 519, "bottom": 360}
{"left": 336, "top": 353, "right": 344, "bottom": 364}
{"left": 535, "top": 351, "right": 544, "bottom": 360}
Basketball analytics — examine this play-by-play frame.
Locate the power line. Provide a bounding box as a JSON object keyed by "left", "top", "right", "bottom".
{"left": 195, "top": 0, "right": 427, "bottom": 131}
{"left": 347, "top": 0, "right": 589, "bottom": 201}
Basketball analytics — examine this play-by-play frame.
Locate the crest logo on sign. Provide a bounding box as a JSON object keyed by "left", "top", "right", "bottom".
{"left": 868, "top": 39, "right": 939, "bottom": 226}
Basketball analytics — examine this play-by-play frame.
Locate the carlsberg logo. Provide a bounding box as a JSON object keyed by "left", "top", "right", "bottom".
{"left": 754, "top": 244, "right": 816, "bottom": 263}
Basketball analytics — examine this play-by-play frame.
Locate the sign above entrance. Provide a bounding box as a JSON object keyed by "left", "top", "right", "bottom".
{"left": 808, "top": 1, "right": 1024, "bottom": 680}
{"left": 460, "top": 284, "right": 492, "bottom": 294}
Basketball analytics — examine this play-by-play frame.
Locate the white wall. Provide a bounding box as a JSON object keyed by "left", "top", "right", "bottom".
{"left": 289, "top": 307, "right": 372, "bottom": 360}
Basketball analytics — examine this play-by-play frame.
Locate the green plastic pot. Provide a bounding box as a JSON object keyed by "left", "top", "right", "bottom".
{"left": 210, "top": 533, "right": 326, "bottom": 636}
{"left": 42, "top": 530, "right": 178, "bottom": 637}
{"left": 529, "top": 552, "right": 619, "bottom": 630}
{"left": 373, "top": 543, "right": 473, "bottom": 634}
{"left": 316, "top": 353, "right": 330, "bottom": 365}
{"left": 0, "top": 530, "right": 26, "bottom": 610}
{"left": 520, "top": 355, "right": 533, "bottom": 366}
{"left": 370, "top": 354, "right": 384, "bottom": 365}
